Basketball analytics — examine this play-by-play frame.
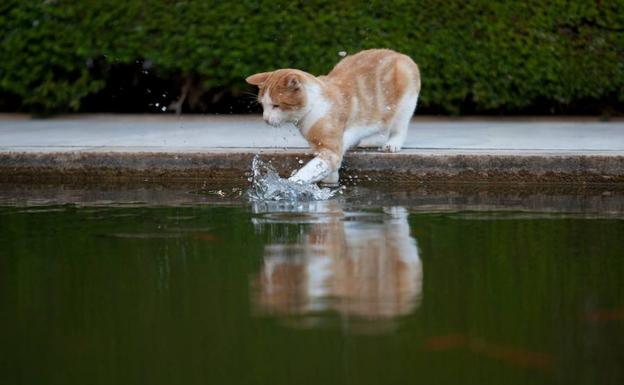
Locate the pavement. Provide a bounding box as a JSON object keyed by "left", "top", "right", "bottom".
{"left": 1, "top": 114, "right": 623, "bottom": 184}
{"left": 1, "top": 114, "right": 623, "bottom": 155}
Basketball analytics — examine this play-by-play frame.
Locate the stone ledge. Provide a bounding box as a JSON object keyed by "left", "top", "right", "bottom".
{"left": 1, "top": 150, "right": 623, "bottom": 185}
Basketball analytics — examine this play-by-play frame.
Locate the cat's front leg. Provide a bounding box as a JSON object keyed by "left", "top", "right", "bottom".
{"left": 321, "top": 170, "right": 340, "bottom": 186}
{"left": 288, "top": 149, "right": 341, "bottom": 185}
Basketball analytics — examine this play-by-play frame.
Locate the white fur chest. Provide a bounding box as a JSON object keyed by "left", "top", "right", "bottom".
{"left": 296, "top": 82, "right": 330, "bottom": 136}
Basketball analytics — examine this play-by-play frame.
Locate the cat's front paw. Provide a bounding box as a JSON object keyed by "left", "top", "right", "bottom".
{"left": 320, "top": 170, "right": 340, "bottom": 186}
{"left": 381, "top": 143, "right": 402, "bottom": 153}
{"left": 288, "top": 175, "right": 305, "bottom": 184}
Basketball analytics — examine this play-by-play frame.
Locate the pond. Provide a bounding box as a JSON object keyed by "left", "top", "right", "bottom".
{"left": 1, "top": 183, "right": 623, "bottom": 385}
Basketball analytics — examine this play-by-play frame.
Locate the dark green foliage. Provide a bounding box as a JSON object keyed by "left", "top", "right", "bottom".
{"left": 1, "top": 0, "right": 623, "bottom": 114}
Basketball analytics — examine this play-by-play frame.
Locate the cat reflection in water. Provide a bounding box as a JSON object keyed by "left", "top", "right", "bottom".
{"left": 251, "top": 203, "right": 422, "bottom": 332}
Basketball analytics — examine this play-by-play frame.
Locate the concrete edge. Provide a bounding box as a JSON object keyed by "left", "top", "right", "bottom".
{"left": 1, "top": 150, "right": 624, "bottom": 184}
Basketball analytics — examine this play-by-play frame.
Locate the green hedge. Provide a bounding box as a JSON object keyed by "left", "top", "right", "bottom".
{"left": 1, "top": 0, "right": 623, "bottom": 114}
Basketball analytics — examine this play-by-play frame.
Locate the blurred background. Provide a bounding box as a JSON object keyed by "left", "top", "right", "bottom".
{"left": 0, "top": 0, "right": 622, "bottom": 116}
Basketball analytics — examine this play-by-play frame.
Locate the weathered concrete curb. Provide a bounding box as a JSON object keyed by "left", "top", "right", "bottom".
{"left": 1, "top": 150, "right": 624, "bottom": 185}
{"left": 1, "top": 183, "right": 623, "bottom": 217}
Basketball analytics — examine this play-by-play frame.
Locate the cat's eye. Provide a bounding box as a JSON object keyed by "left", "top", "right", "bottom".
{"left": 272, "top": 104, "right": 280, "bottom": 109}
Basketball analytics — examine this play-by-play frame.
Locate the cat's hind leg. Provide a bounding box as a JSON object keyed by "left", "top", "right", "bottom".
{"left": 382, "top": 94, "right": 418, "bottom": 153}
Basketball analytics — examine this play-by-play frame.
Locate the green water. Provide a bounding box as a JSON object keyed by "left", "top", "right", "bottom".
{"left": 1, "top": 197, "right": 623, "bottom": 385}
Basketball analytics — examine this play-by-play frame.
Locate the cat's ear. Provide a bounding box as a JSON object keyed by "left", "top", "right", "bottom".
{"left": 246, "top": 72, "right": 271, "bottom": 86}
{"left": 286, "top": 74, "right": 301, "bottom": 90}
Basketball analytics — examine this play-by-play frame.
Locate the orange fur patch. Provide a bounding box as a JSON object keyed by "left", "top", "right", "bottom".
{"left": 258, "top": 70, "right": 307, "bottom": 110}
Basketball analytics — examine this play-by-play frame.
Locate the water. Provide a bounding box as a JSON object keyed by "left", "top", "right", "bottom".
{"left": 1, "top": 185, "right": 623, "bottom": 385}
{"left": 248, "top": 155, "right": 340, "bottom": 201}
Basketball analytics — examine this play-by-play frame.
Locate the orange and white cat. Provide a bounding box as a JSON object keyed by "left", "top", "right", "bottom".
{"left": 246, "top": 49, "right": 421, "bottom": 185}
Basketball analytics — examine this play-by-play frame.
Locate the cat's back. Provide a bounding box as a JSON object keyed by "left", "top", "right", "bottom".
{"left": 324, "top": 49, "right": 420, "bottom": 127}
{"left": 327, "top": 49, "right": 419, "bottom": 86}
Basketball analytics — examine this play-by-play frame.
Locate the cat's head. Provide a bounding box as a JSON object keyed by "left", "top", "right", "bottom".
{"left": 246, "top": 69, "right": 309, "bottom": 127}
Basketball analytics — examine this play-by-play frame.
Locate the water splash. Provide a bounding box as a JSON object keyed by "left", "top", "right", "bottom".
{"left": 247, "top": 155, "right": 340, "bottom": 202}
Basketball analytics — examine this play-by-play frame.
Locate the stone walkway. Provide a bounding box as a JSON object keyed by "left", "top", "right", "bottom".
{"left": 1, "top": 114, "right": 622, "bottom": 155}
{"left": 1, "top": 115, "right": 623, "bottom": 184}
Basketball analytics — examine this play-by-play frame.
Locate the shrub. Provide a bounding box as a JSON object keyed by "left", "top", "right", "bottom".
{"left": 1, "top": 0, "right": 623, "bottom": 114}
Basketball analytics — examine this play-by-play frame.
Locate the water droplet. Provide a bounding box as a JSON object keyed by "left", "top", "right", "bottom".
{"left": 247, "top": 155, "right": 339, "bottom": 202}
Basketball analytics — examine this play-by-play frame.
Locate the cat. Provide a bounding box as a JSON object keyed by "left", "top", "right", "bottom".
{"left": 246, "top": 49, "right": 421, "bottom": 185}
